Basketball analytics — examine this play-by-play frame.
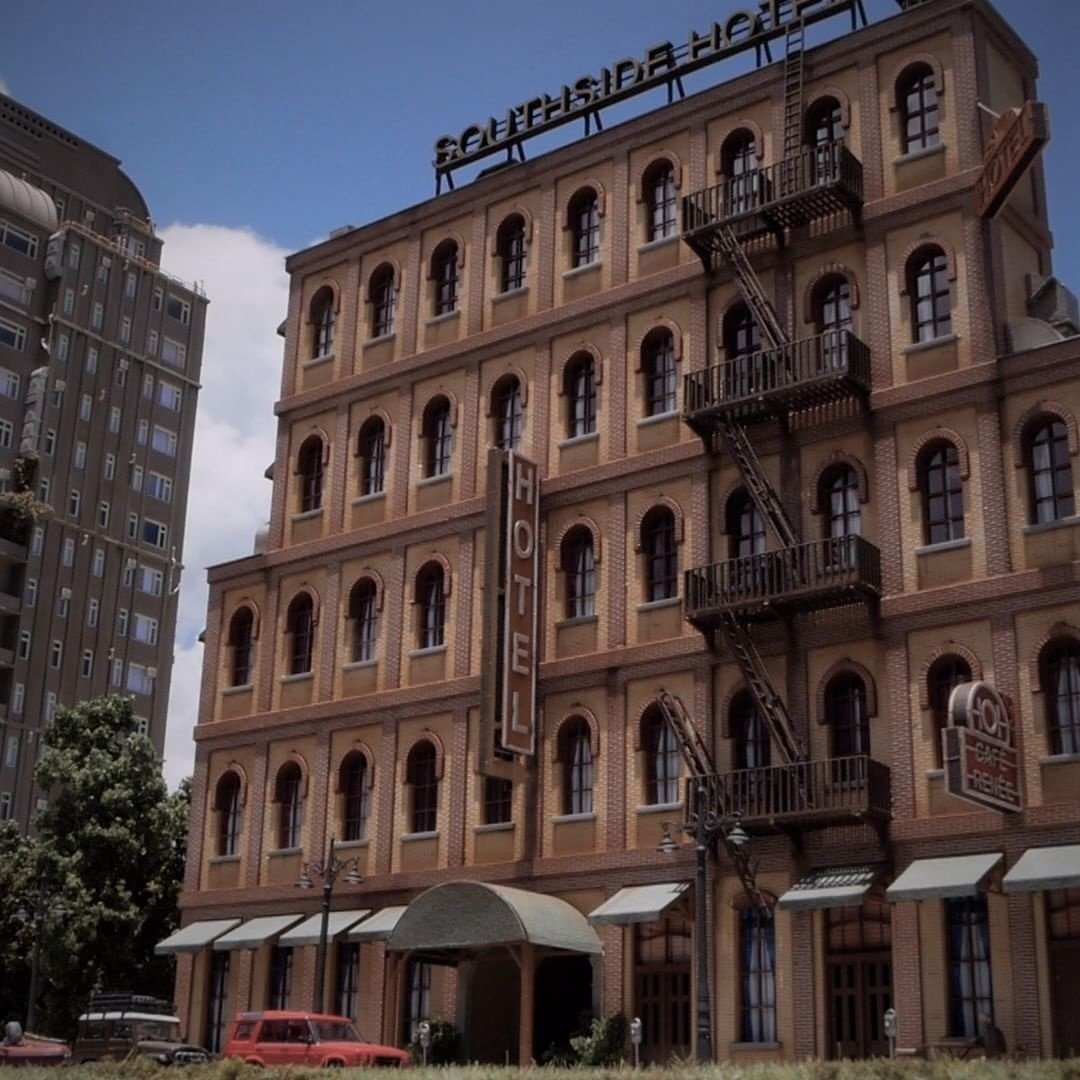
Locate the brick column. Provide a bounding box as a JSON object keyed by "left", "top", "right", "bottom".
{"left": 978, "top": 405, "right": 1012, "bottom": 576}
{"left": 267, "top": 420, "right": 291, "bottom": 551}
{"left": 402, "top": 237, "right": 422, "bottom": 357}
{"left": 384, "top": 550, "right": 407, "bottom": 689}
{"left": 857, "top": 60, "right": 884, "bottom": 203}
{"left": 459, "top": 366, "right": 480, "bottom": 500}
{"left": 310, "top": 727, "right": 332, "bottom": 862}
{"left": 608, "top": 320, "right": 627, "bottom": 461}
{"left": 319, "top": 562, "right": 341, "bottom": 702}
{"left": 689, "top": 123, "right": 708, "bottom": 192}
{"left": 892, "top": 902, "right": 924, "bottom": 1050}
{"left": 331, "top": 403, "right": 350, "bottom": 533}
{"left": 606, "top": 675, "right": 627, "bottom": 851}
{"left": 246, "top": 743, "right": 269, "bottom": 888}
{"left": 532, "top": 343, "right": 552, "bottom": 477}
{"left": 184, "top": 746, "right": 210, "bottom": 893}
{"left": 607, "top": 493, "right": 627, "bottom": 649}
{"left": 874, "top": 430, "right": 905, "bottom": 595}
{"left": 455, "top": 533, "right": 474, "bottom": 679}
{"left": 611, "top": 152, "right": 630, "bottom": 288}
{"left": 468, "top": 211, "right": 487, "bottom": 337}
{"left": 376, "top": 721, "right": 397, "bottom": 877}
{"left": 864, "top": 244, "right": 892, "bottom": 391}
{"left": 537, "top": 185, "right": 557, "bottom": 313}
{"left": 392, "top": 387, "right": 414, "bottom": 519}
{"left": 340, "top": 258, "right": 360, "bottom": 378}
{"left": 1007, "top": 891, "right": 1041, "bottom": 1056}
{"left": 447, "top": 704, "right": 469, "bottom": 867}
{"left": 885, "top": 634, "right": 915, "bottom": 819}
{"left": 255, "top": 580, "right": 280, "bottom": 713}
{"left": 791, "top": 910, "right": 816, "bottom": 1058}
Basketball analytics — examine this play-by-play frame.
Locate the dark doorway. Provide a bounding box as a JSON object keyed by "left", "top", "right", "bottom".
{"left": 633, "top": 912, "right": 692, "bottom": 1063}
{"left": 466, "top": 953, "right": 519, "bottom": 1064}
{"left": 1048, "top": 888, "right": 1080, "bottom": 1057}
{"left": 533, "top": 955, "right": 593, "bottom": 1062}
{"left": 825, "top": 899, "right": 893, "bottom": 1059}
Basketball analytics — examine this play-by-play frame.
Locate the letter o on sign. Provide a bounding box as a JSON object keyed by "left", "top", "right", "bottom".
{"left": 949, "top": 681, "right": 1012, "bottom": 747}
{"left": 513, "top": 519, "right": 534, "bottom": 558}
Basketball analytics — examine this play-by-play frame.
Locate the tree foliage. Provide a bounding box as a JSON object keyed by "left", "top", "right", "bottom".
{"left": 0, "top": 695, "right": 189, "bottom": 1035}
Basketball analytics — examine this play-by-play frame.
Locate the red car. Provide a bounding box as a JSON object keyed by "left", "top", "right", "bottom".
{"left": 223, "top": 1011, "right": 409, "bottom": 1068}
{"left": 0, "top": 1023, "right": 71, "bottom": 1067}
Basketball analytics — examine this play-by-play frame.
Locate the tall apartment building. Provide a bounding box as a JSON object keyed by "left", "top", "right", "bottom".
{"left": 167, "top": 0, "right": 1080, "bottom": 1063}
{"left": 0, "top": 93, "right": 207, "bottom": 829}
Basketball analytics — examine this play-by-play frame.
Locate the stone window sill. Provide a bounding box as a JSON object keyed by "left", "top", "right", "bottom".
{"left": 556, "top": 614, "right": 598, "bottom": 630}
{"left": 637, "top": 234, "right": 679, "bottom": 254}
{"left": 474, "top": 822, "right": 515, "bottom": 834}
{"left": 893, "top": 142, "right": 945, "bottom": 166}
{"left": 303, "top": 352, "right": 334, "bottom": 369}
{"left": 552, "top": 812, "right": 596, "bottom": 825}
{"left": 637, "top": 409, "right": 680, "bottom": 427}
{"left": 417, "top": 472, "right": 452, "bottom": 489}
{"left": 268, "top": 847, "right": 302, "bottom": 858}
{"left": 730, "top": 1042, "right": 782, "bottom": 1052}
{"left": 559, "top": 432, "right": 599, "bottom": 449}
{"left": 1023, "top": 515, "right": 1080, "bottom": 536}
{"left": 637, "top": 597, "right": 681, "bottom": 613}
{"left": 635, "top": 801, "right": 682, "bottom": 815}
{"left": 208, "top": 854, "right": 241, "bottom": 865}
{"left": 291, "top": 507, "right": 324, "bottom": 523}
{"left": 335, "top": 838, "right": 369, "bottom": 850}
{"left": 221, "top": 683, "right": 253, "bottom": 696}
{"left": 424, "top": 310, "right": 460, "bottom": 328}
{"left": 563, "top": 261, "right": 602, "bottom": 280}
{"left": 343, "top": 658, "right": 377, "bottom": 672}
{"left": 402, "top": 830, "right": 439, "bottom": 843}
{"left": 493, "top": 286, "right": 529, "bottom": 304}
{"left": 409, "top": 645, "right": 447, "bottom": 659}
{"left": 362, "top": 332, "right": 395, "bottom": 348}
{"left": 915, "top": 537, "right": 971, "bottom": 556}
{"left": 904, "top": 333, "right": 957, "bottom": 355}
{"left": 351, "top": 490, "right": 386, "bottom": 505}
{"left": 279, "top": 672, "right": 313, "bottom": 685}
{"left": 1040, "top": 752, "right": 1080, "bottom": 766}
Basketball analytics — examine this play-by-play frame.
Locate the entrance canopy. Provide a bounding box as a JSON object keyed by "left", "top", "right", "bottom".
{"left": 778, "top": 865, "right": 882, "bottom": 912}
{"left": 1003, "top": 845, "right": 1080, "bottom": 893}
{"left": 886, "top": 853, "right": 1002, "bottom": 902}
{"left": 154, "top": 918, "right": 240, "bottom": 955}
{"left": 588, "top": 883, "right": 688, "bottom": 925}
{"left": 386, "top": 881, "right": 602, "bottom": 956}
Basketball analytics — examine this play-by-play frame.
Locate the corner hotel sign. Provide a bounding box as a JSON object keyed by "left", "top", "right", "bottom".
{"left": 434, "top": 0, "right": 861, "bottom": 189}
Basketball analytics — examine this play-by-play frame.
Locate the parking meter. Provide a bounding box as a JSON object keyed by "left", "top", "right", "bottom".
{"left": 883, "top": 1008, "right": 897, "bottom": 1058}
{"left": 418, "top": 1021, "right": 431, "bottom": 1067}
{"left": 630, "top": 1017, "right": 642, "bottom": 1068}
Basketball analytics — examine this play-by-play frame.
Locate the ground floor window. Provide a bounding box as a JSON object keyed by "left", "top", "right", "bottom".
{"left": 946, "top": 896, "right": 992, "bottom": 1038}
{"left": 335, "top": 942, "right": 360, "bottom": 1019}
{"left": 1047, "top": 888, "right": 1080, "bottom": 1057}
{"left": 740, "top": 906, "right": 777, "bottom": 1043}
{"left": 404, "top": 959, "right": 432, "bottom": 1044}
{"left": 206, "top": 951, "right": 230, "bottom": 1054}
{"left": 269, "top": 946, "right": 293, "bottom": 1009}
{"left": 634, "top": 911, "right": 691, "bottom": 1063}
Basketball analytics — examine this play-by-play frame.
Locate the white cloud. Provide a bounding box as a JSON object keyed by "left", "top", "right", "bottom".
{"left": 156, "top": 224, "right": 288, "bottom": 789}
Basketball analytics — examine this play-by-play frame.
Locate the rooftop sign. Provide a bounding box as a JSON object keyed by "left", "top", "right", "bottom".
{"left": 974, "top": 101, "right": 1049, "bottom": 218}
{"left": 433, "top": 0, "right": 861, "bottom": 191}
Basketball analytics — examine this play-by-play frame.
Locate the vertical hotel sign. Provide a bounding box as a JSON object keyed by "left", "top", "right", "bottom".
{"left": 480, "top": 449, "right": 539, "bottom": 767}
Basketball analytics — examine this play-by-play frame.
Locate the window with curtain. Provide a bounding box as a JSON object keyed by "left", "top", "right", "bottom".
{"left": 909, "top": 247, "right": 951, "bottom": 342}
{"left": 369, "top": 264, "right": 396, "bottom": 338}
{"left": 642, "top": 507, "right": 678, "bottom": 602}
{"left": 340, "top": 753, "right": 370, "bottom": 842}
{"left": 492, "top": 376, "right": 523, "bottom": 452}
{"left": 919, "top": 440, "right": 964, "bottom": 544}
{"left": 334, "top": 942, "right": 361, "bottom": 1020}
{"left": 216, "top": 771, "right": 242, "bottom": 857}
{"left": 431, "top": 240, "right": 459, "bottom": 316}
{"left": 812, "top": 274, "right": 853, "bottom": 370}
{"left": 722, "top": 130, "right": 759, "bottom": 216}
{"left": 357, "top": 417, "right": 386, "bottom": 497}
{"left": 565, "top": 353, "right": 597, "bottom": 438}
{"left": 826, "top": 673, "right": 870, "bottom": 757}
{"left": 643, "top": 161, "right": 677, "bottom": 242}
{"left": 423, "top": 398, "right": 453, "bottom": 478}
{"left": 727, "top": 490, "right": 766, "bottom": 559}
{"left": 569, "top": 189, "right": 600, "bottom": 267}
{"left": 731, "top": 690, "right": 771, "bottom": 770}
{"left": 286, "top": 593, "right": 314, "bottom": 675}
{"left": 269, "top": 947, "right": 293, "bottom": 1009}
{"left": 297, "top": 436, "right": 324, "bottom": 513}
{"left": 349, "top": 579, "right": 378, "bottom": 663}
{"left": 563, "top": 527, "right": 596, "bottom": 619}
{"left": 311, "top": 288, "right": 335, "bottom": 359}
{"left": 404, "top": 960, "right": 432, "bottom": 1044}
{"left": 275, "top": 762, "right": 303, "bottom": 849}
{"left": 561, "top": 717, "right": 594, "bottom": 815}
{"left": 643, "top": 330, "right": 677, "bottom": 416}
{"left": 407, "top": 740, "right": 438, "bottom": 833}
{"left": 1026, "top": 418, "right": 1075, "bottom": 524}
{"left": 947, "top": 895, "right": 993, "bottom": 1038}
{"left": 1042, "top": 638, "right": 1080, "bottom": 755}
{"left": 416, "top": 563, "right": 445, "bottom": 649}
{"left": 928, "top": 655, "right": 972, "bottom": 767}
{"left": 821, "top": 465, "right": 861, "bottom": 540}
{"left": 497, "top": 215, "right": 527, "bottom": 292}
{"left": 740, "top": 906, "right": 777, "bottom": 1043}
{"left": 642, "top": 706, "right": 680, "bottom": 805}
{"left": 206, "top": 952, "right": 230, "bottom": 1054}
{"left": 228, "top": 607, "right": 254, "bottom": 687}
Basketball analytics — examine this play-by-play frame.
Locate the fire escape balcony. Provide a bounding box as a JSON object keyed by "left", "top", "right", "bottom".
{"left": 684, "top": 536, "right": 881, "bottom": 625}
{"left": 683, "top": 329, "right": 871, "bottom": 430}
{"left": 681, "top": 141, "right": 864, "bottom": 259}
{"left": 686, "top": 756, "right": 891, "bottom": 834}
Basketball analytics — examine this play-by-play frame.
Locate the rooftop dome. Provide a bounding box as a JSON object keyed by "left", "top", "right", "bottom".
{"left": 0, "top": 169, "right": 57, "bottom": 231}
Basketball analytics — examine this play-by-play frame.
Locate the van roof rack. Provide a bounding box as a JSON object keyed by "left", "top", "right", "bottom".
{"left": 87, "top": 993, "right": 175, "bottom": 1016}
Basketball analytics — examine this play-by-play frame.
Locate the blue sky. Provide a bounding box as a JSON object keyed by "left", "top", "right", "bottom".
{"left": 4, "top": 0, "right": 1078, "bottom": 784}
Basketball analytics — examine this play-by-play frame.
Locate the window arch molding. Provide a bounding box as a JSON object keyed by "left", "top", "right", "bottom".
{"left": 413, "top": 553, "right": 452, "bottom": 601}
{"left": 906, "top": 428, "right": 971, "bottom": 490}
{"left": 306, "top": 282, "right": 341, "bottom": 327}
{"left": 294, "top": 428, "right": 331, "bottom": 470}
{"left": 632, "top": 497, "right": 685, "bottom": 552}
{"left": 336, "top": 743, "right": 375, "bottom": 793}
{"left": 426, "top": 232, "right": 466, "bottom": 278}
{"left": 399, "top": 731, "right": 446, "bottom": 784}
{"left": 417, "top": 390, "right": 460, "bottom": 436}
{"left": 366, "top": 257, "right": 402, "bottom": 295}
{"left": 284, "top": 585, "right": 321, "bottom": 628}
{"left": 918, "top": 641, "right": 983, "bottom": 708}
{"left": 1012, "top": 402, "right": 1080, "bottom": 467}
{"left": 809, "top": 452, "right": 869, "bottom": 514}
{"left": 631, "top": 319, "right": 684, "bottom": 371}
{"left": 489, "top": 208, "right": 534, "bottom": 255}
{"left": 816, "top": 659, "right": 878, "bottom": 725}
{"left": 562, "top": 181, "right": 607, "bottom": 228}
{"left": 899, "top": 237, "right": 957, "bottom": 295}
{"left": 272, "top": 752, "right": 311, "bottom": 800}
{"left": 554, "top": 516, "right": 603, "bottom": 569}
{"left": 347, "top": 568, "right": 385, "bottom": 615}
{"left": 635, "top": 152, "right": 684, "bottom": 202}
{"left": 354, "top": 408, "right": 393, "bottom": 455}
{"left": 719, "top": 682, "right": 755, "bottom": 739}
{"left": 806, "top": 89, "right": 852, "bottom": 133}
{"left": 550, "top": 708, "right": 600, "bottom": 763}
{"left": 803, "top": 265, "right": 861, "bottom": 325}
{"left": 483, "top": 366, "right": 530, "bottom": 414}
{"left": 227, "top": 599, "right": 261, "bottom": 641}
{"left": 890, "top": 54, "right": 946, "bottom": 112}
{"left": 557, "top": 343, "right": 604, "bottom": 391}
{"left": 1029, "top": 623, "right": 1080, "bottom": 692}
{"left": 714, "top": 121, "right": 765, "bottom": 174}
{"left": 211, "top": 763, "right": 249, "bottom": 810}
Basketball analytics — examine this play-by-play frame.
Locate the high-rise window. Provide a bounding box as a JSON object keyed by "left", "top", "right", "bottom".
{"left": 563, "top": 527, "right": 596, "bottom": 619}
{"left": 642, "top": 507, "right": 678, "bottom": 602}
{"left": 560, "top": 717, "right": 594, "bottom": 815}
{"left": 340, "top": 753, "right": 370, "bottom": 842}
{"left": 919, "top": 441, "right": 965, "bottom": 544}
{"left": 565, "top": 353, "right": 596, "bottom": 438}
{"left": 416, "top": 563, "right": 445, "bottom": 649}
{"left": 422, "top": 398, "right": 453, "bottom": 478}
{"left": 297, "top": 436, "right": 324, "bottom": 513}
{"left": 228, "top": 607, "right": 255, "bottom": 687}
{"left": 1026, "top": 418, "right": 1075, "bottom": 524}
{"left": 642, "top": 706, "right": 679, "bottom": 805}
{"left": 947, "top": 896, "right": 992, "bottom": 1038}
{"left": 349, "top": 579, "right": 378, "bottom": 663}
{"left": 1041, "top": 638, "right": 1080, "bottom": 755}
{"left": 275, "top": 762, "right": 303, "bottom": 850}
{"left": 909, "top": 246, "right": 951, "bottom": 342}
{"left": 369, "top": 264, "right": 396, "bottom": 338}
{"left": 740, "top": 907, "right": 777, "bottom": 1043}
{"left": 406, "top": 740, "right": 438, "bottom": 833}
{"left": 357, "top": 417, "right": 386, "bottom": 496}
{"left": 286, "top": 593, "right": 314, "bottom": 675}
{"left": 569, "top": 189, "right": 600, "bottom": 268}
{"left": 431, "top": 240, "right": 459, "bottom": 316}
{"left": 643, "top": 330, "right": 677, "bottom": 416}
{"left": 492, "top": 376, "right": 523, "bottom": 452}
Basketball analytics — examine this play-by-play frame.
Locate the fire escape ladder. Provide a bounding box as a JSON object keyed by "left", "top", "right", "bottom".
{"left": 657, "top": 688, "right": 716, "bottom": 780}
{"left": 781, "top": 16, "right": 807, "bottom": 160}
{"left": 712, "top": 224, "right": 787, "bottom": 349}
{"left": 719, "top": 610, "right": 806, "bottom": 765}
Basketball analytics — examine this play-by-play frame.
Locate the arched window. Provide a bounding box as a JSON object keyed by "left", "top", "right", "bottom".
{"left": 311, "top": 288, "right": 335, "bottom": 359}
{"left": 569, "top": 189, "right": 600, "bottom": 268}
{"left": 369, "top": 264, "right": 396, "bottom": 338}
{"left": 562, "top": 526, "right": 596, "bottom": 619}
{"left": 340, "top": 753, "right": 370, "bottom": 842}
{"left": 806, "top": 97, "right": 843, "bottom": 148}
{"left": 564, "top": 352, "right": 597, "bottom": 438}
{"left": 899, "top": 64, "right": 940, "bottom": 154}
{"left": 297, "top": 435, "right": 324, "bottom": 513}
{"left": 215, "top": 771, "right": 242, "bottom": 857}
{"left": 721, "top": 130, "right": 759, "bottom": 216}
{"left": 643, "top": 329, "right": 677, "bottom": 417}
{"left": 497, "top": 215, "right": 527, "bottom": 292}
{"left": 416, "top": 562, "right": 445, "bottom": 649}
{"left": 812, "top": 274, "right": 853, "bottom": 369}
{"left": 559, "top": 717, "right": 594, "bottom": 815}
{"left": 357, "top": 416, "right": 386, "bottom": 497}
{"left": 286, "top": 593, "right": 314, "bottom": 675}
{"left": 643, "top": 161, "right": 677, "bottom": 242}
{"left": 642, "top": 706, "right": 680, "bottom": 805}
{"left": 928, "top": 654, "right": 971, "bottom": 766}
{"left": 727, "top": 489, "right": 766, "bottom": 558}
{"left": 227, "top": 607, "right": 254, "bottom": 688}
{"left": 730, "top": 689, "right": 771, "bottom": 769}
{"left": 348, "top": 579, "right": 378, "bottom": 663}
{"left": 1026, "top": 418, "right": 1075, "bottom": 524}
{"left": 275, "top": 761, "right": 303, "bottom": 850}
{"left": 1041, "top": 638, "right": 1080, "bottom": 755}
{"left": 908, "top": 245, "right": 951, "bottom": 343}
{"left": 642, "top": 506, "right": 678, "bottom": 602}
{"left": 431, "top": 240, "right": 459, "bottom": 316}
{"left": 406, "top": 740, "right": 438, "bottom": 833}
{"left": 492, "top": 376, "right": 523, "bottom": 452}
{"left": 820, "top": 465, "right": 861, "bottom": 539}
{"left": 918, "top": 440, "right": 964, "bottom": 544}
{"left": 826, "top": 673, "right": 870, "bottom": 757}
{"left": 740, "top": 905, "right": 777, "bottom": 1043}
{"left": 723, "top": 302, "right": 761, "bottom": 398}
{"left": 483, "top": 776, "right": 513, "bottom": 825}
{"left": 422, "top": 397, "right": 453, "bottom": 478}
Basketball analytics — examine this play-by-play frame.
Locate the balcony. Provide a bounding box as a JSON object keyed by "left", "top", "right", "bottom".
{"left": 686, "top": 756, "right": 891, "bottom": 834}
{"left": 682, "top": 142, "right": 864, "bottom": 261}
{"left": 683, "top": 330, "right": 871, "bottom": 430}
{"left": 684, "top": 536, "right": 881, "bottom": 625}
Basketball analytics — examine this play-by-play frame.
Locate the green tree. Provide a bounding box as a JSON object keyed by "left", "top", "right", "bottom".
{"left": 30, "top": 695, "right": 190, "bottom": 1035}
{"left": 0, "top": 820, "right": 37, "bottom": 1022}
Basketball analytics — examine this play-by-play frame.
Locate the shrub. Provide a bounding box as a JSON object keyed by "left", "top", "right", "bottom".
{"left": 408, "top": 1018, "right": 459, "bottom": 1065}
{"left": 568, "top": 1014, "right": 628, "bottom": 1067}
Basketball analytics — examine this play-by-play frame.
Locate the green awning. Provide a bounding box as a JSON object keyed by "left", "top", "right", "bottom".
{"left": 886, "top": 853, "right": 1003, "bottom": 902}
{"left": 154, "top": 919, "right": 240, "bottom": 955}
{"left": 588, "top": 883, "right": 689, "bottom": 925}
{"left": 1003, "top": 845, "right": 1080, "bottom": 893}
{"left": 213, "top": 914, "right": 304, "bottom": 951}
{"left": 778, "top": 866, "right": 882, "bottom": 912}
{"left": 279, "top": 909, "right": 372, "bottom": 947}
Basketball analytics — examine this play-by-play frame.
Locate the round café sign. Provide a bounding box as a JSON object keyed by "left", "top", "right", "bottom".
{"left": 944, "top": 681, "right": 1021, "bottom": 814}
{"left": 949, "top": 680, "right": 1012, "bottom": 745}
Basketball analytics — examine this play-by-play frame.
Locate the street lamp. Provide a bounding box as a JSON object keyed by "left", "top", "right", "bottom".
{"left": 296, "top": 836, "right": 362, "bottom": 1014}
{"left": 658, "top": 786, "right": 751, "bottom": 1064}
{"left": 16, "top": 894, "right": 68, "bottom": 1032}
